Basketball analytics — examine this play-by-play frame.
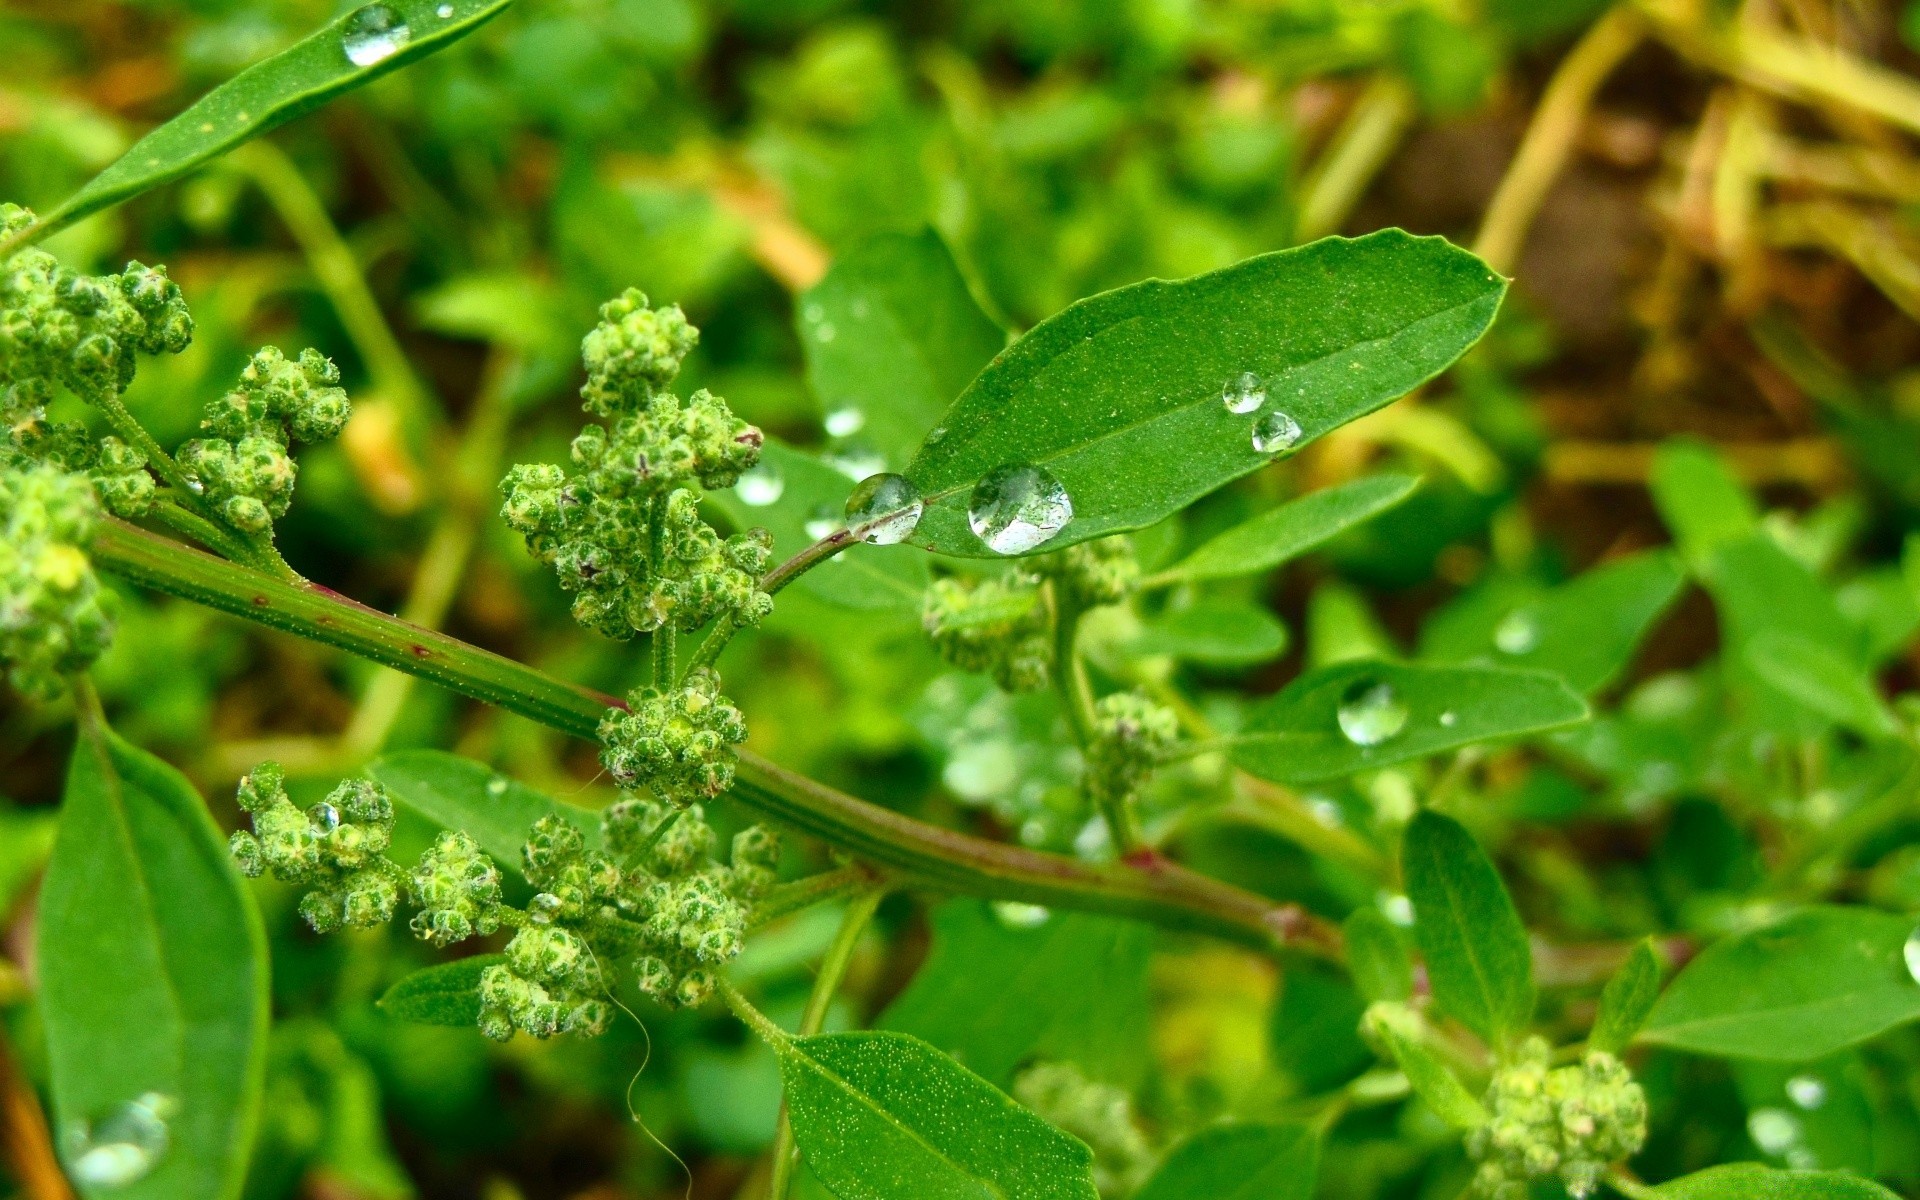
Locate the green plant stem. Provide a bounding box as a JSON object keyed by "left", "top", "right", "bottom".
{"left": 1047, "top": 583, "right": 1098, "bottom": 750}
{"left": 750, "top": 865, "right": 882, "bottom": 928}
{"left": 1605, "top": 1167, "right": 1657, "bottom": 1199}
{"left": 1295, "top": 75, "right": 1416, "bottom": 244}
{"left": 718, "top": 978, "right": 789, "bottom": 1047}
{"left": 88, "top": 518, "right": 1342, "bottom": 957}
{"left": 147, "top": 496, "right": 259, "bottom": 566}
{"left": 767, "top": 887, "right": 885, "bottom": 1200}
{"left": 685, "top": 527, "right": 861, "bottom": 675}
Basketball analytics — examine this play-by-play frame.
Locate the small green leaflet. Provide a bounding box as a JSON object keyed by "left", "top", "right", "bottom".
{"left": 14, "top": 1, "right": 514, "bottom": 245}
{"left": 1232, "top": 660, "right": 1588, "bottom": 785}
{"left": 1649, "top": 1164, "right": 1902, "bottom": 1199}
{"left": 1134, "top": 1123, "right": 1319, "bottom": 1200}
{"left": 1132, "top": 600, "right": 1288, "bottom": 666}
{"left": 903, "top": 232, "right": 1504, "bottom": 556}
{"left": 1589, "top": 939, "right": 1663, "bottom": 1055}
{"left": 1402, "top": 810, "right": 1535, "bottom": 1045}
{"left": 379, "top": 955, "right": 503, "bottom": 1027}
{"left": 367, "top": 749, "right": 598, "bottom": 868}
{"left": 1375, "top": 1022, "right": 1487, "bottom": 1130}
{"left": 798, "top": 229, "right": 1007, "bottom": 468}
{"left": 706, "top": 439, "right": 930, "bottom": 611}
{"left": 776, "top": 1030, "right": 1099, "bottom": 1200}
{"left": 1744, "top": 630, "right": 1903, "bottom": 740}
{"left": 39, "top": 728, "right": 268, "bottom": 1200}
{"left": 1650, "top": 439, "right": 1758, "bottom": 566}
{"left": 1147, "top": 474, "right": 1421, "bottom": 585}
{"left": 1642, "top": 907, "right": 1920, "bottom": 1061}
{"left": 1343, "top": 908, "right": 1413, "bottom": 1003}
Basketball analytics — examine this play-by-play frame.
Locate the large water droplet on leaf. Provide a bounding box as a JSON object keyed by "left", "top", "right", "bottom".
{"left": 967, "top": 464, "right": 1073, "bottom": 555}
{"left": 341, "top": 4, "right": 411, "bottom": 67}
{"left": 736, "top": 462, "right": 785, "bottom": 507}
{"left": 62, "top": 1093, "right": 176, "bottom": 1189}
{"left": 1222, "top": 371, "right": 1266, "bottom": 414}
{"left": 1494, "top": 609, "right": 1541, "bottom": 655}
{"left": 1251, "top": 410, "right": 1302, "bottom": 454}
{"left": 844, "top": 473, "right": 923, "bottom": 545}
{"left": 1336, "top": 677, "right": 1408, "bottom": 747}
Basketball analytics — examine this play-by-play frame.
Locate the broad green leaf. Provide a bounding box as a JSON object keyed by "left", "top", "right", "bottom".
{"left": 1420, "top": 551, "right": 1687, "bottom": 694}
{"left": 1590, "top": 939, "right": 1663, "bottom": 1055}
{"left": 1733, "top": 1055, "right": 1876, "bottom": 1176}
{"left": 1132, "top": 600, "right": 1288, "bottom": 666}
{"left": 367, "top": 750, "right": 598, "bottom": 868}
{"left": 40, "top": 730, "right": 268, "bottom": 1200}
{"left": 378, "top": 955, "right": 503, "bottom": 1027}
{"left": 880, "top": 901, "right": 1152, "bottom": 1087}
{"left": 903, "top": 231, "right": 1504, "bottom": 556}
{"left": 1745, "top": 630, "right": 1902, "bottom": 740}
{"left": 1643, "top": 907, "right": 1920, "bottom": 1060}
{"left": 20, "top": 0, "right": 514, "bottom": 241}
{"left": 1232, "top": 660, "right": 1588, "bottom": 785}
{"left": 1651, "top": 439, "right": 1758, "bottom": 565}
{"left": 1375, "top": 1022, "right": 1486, "bottom": 1130}
{"left": 776, "top": 1030, "right": 1099, "bottom": 1200}
{"left": 1650, "top": 1164, "right": 1901, "bottom": 1199}
{"left": 1343, "top": 908, "right": 1413, "bottom": 1003}
{"left": 1270, "top": 965, "right": 1371, "bottom": 1092}
{"left": 1402, "top": 810, "right": 1534, "bottom": 1044}
{"left": 1151, "top": 475, "right": 1421, "bottom": 585}
{"left": 1134, "top": 1123, "right": 1319, "bottom": 1200}
{"left": 707, "top": 439, "right": 930, "bottom": 611}
{"left": 799, "top": 229, "right": 1006, "bottom": 466}
{"left": 1705, "top": 535, "right": 1859, "bottom": 661}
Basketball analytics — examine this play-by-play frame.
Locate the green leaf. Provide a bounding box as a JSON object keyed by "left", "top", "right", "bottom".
{"left": 1590, "top": 939, "right": 1663, "bottom": 1055}
{"left": 879, "top": 901, "right": 1152, "bottom": 1087}
{"left": 1420, "top": 551, "right": 1687, "bottom": 694}
{"left": 903, "top": 231, "right": 1504, "bottom": 557}
{"left": 776, "top": 1030, "right": 1099, "bottom": 1200}
{"left": 1649, "top": 1164, "right": 1902, "bottom": 1199}
{"left": 1402, "top": 810, "right": 1534, "bottom": 1044}
{"left": 1270, "top": 965, "right": 1371, "bottom": 1092}
{"left": 1375, "top": 1022, "right": 1487, "bottom": 1130}
{"left": 799, "top": 229, "right": 1006, "bottom": 467}
{"left": 706, "top": 439, "right": 931, "bottom": 611}
{"left": 1642, "top": 907, "right": 1920, "bottom": 1061}
{"left": 366, "top": 750, "right": 598, "bottom": 868}
{"left": 1151, "top": 475, "right": 1421, "bottom": 585}
{"left": 1343, "top": 907, "right": 1413, "bottom": 1003}
{"left": 1232, "top": 660, "right": 1588, "bottom": 785}
{"left": 1134, "top": 1123, "right": 1319, "bottom": 1200}
{"left": 1651, "top": 439, "right": 1759, "bottom": 565}
{"left": 23, "top": 0, "right": 514, "bottom": 241}
{"left": 1744, "top": 630, "right": 1903, "bottom": 740}
{"left": 378, "top": 955, "right": 502, "bottom": 1027}
{"left": 1132, "top": 600, "right": 1288, "bottom": 666}
{"left": 39, "top": 729, "right": 268, "bottom": 1200}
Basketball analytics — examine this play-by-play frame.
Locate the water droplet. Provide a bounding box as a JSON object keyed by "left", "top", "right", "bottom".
{"left": 485, "top": 776, "right": 509, "bottom": 797}
{"left": 1222, "top": 371, "right": 1267, "bottom": 414}
{"left": 1786, "top": 1075, "right": 1827, "bottom": 1110}
{"left": 967, "top": 464, "right": 1073, "bottom": 555}
{"left": 1251, "top": 410, "right": 1303, "bottom": 454}
{"left": 436, "top": 2, "right": 454, "bottom": 14}
{"left": 1307, "top": 797, "right": 1344, "bottom": 828}
{"left": 823, "top": 405, "right": 865, "bottom": 438}
{"left": 1439, "top": 710, "right": 1458, "bottom": 727}
{"left": 1336, "top": 677, "right": 1408, "bottom": 747}
{"left": 925, "top": 425, "right": 948, "bottom": 446}
{"left": 528, "top": 892, "right": 562, "bottom": 923}
{"left": 62, "top": 1093, "right": 176, "bottom": 1189}
{"left": 826, "top": 447, "right": 886, "bottom": 481}
{"left": 1904, "top": 921, "right": 1920, "bottom": 984}
{"left": 736, "top": 463, "right": 785, "bottom": 507}
{"left": 845, "top": 473, "right": 923, "bottom": 545}
{"left": 992, "top": 901, "right": 1051, "bottom": 929}
{"left": 309, "top": 803, "right": 342, "bottom": 832}
{"left": 1494, "top": 609, "right": 1541, "bottom": 655}
{"left": 1747, "top": 1108, "right": 1803, "bottom": 1157}
{"left": 1380, "top": 893, "right": 1415, "bottom": 926}
{"left": 815, "top": 322, "right": 837, "bottom": 343}
{"left": 804, "top": 506, "right": 842, "bottom": 541}
{"left": 341, "top": 3, "right": 412, "bottom": 67}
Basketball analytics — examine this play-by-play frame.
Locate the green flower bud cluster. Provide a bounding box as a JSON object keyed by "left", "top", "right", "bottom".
{"left": 1467, "top": 1038, "right": 1648, "bottom": 1200}
{"left": 1082, "top": 691, "right": 1178, "bottom": 813}
{"left": 500, "top": 290, "right": 773, "bottom": 640}
{"left": 177, "top": 347, "right": 350, "bottom": 535}
{"left": 1033, "top": 537, "right": 1139, "bottom": 609}
{"left": 597, "top": 667, "right": 748, "bottom": 807}
{"left": 481, "top": 923, "right": 611, "bottom": 1041}
{"left": 0, "top": 461, "right": 115, "bottom": 697}
{"left": 1, "top": 203, "right": 193, "bottom": 412}
{"left": 1012, "top": 1062, "right": 1157, "bottom": 1198}
{"left": 923, "top": 573, "right": 1052, "bottom": 692}
{"left": 603, "top": 795, "right": 779, "bottom": 1010}
{"left": 228, "top": 764, "right": 407, "bottom": 934}
{"left": 410, "top": 830, "right": 506, "bottom": 945}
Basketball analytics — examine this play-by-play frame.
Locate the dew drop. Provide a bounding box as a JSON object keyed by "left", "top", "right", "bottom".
{"left": 62, "top": 1093, "right": 176, "bottom": 1189}
{"left": 1380, "top": 893, "right": 1415, "bottom": 926}
{"left": 1251, "top": 410, "right": 1303, "bottom": 454}
{"left": 1747, "top": 1108, "right": 1803, "bottom": 1157}
{"left": 992, "top": 900, "right": 1051, "bottom": 929}
{"left": 309, "top": 802, "right": 342, "bottom": 832}
{"left": 436, "top": 2, "right": 454, "bottom": 14}
{"left": 341, "top": 3, "right": 412, "bottom": 67}
{"left": 967, "top": 464, "right": 1073, "bottom": 555}
{"left": 485, "top": 776, "right": 509, "bottom": 797}
{"left": 1904, "top": 921, "right": 1920, "bottom": 984}
{"left": 924, "top": 425, "right": 948, "bottom": 447}
{"left": 1786, "top": 1075, "right": 1828, "bottom": 1110}
{"left": 1439, "top": 710, "right": 1458, "bottom": 727}
{"left": 815, "top": 322, "right": 837, "bottom": 343}
{"left": 844, "top": 473, "right": 923, "bottom": 545}
{"left": 1222, "top": 371, "right": 1267, "bottom": 414}
{"left": 1336, "top": 677, "right": 1408, "bottom": 747}
{"left": 736, "top": 462, "right": 785, "bottom": 507}
{"left": 1494, "top": 609, "right": 1541, "bottom": 655}
{"left": 823, "top": 405, "right": 865, "bottom": 438}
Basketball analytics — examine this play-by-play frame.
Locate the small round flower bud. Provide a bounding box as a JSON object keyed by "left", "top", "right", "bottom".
{"left": 410, "top": 830, "right": 504, "bottom": 947}
{"left": 1467, "top": 1039, "right": 1647, "bottom": 1200}
{"left": 598, "top": 668, "right": 748, "bottom": 807}
{"left": 1083, "top": 691, "right": 1178, "bottom": 812}
{"left": 923, "top": 574, "right": 1052, "bottom": 692}
{"left": 229, "top": 831, "right": 264, "bottom": 878}
{"left": 1032, "top": 536, "right": 1139, "bottom": 607}
{"left": 0, "top": 462, "right": 116, "bottom": 696}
